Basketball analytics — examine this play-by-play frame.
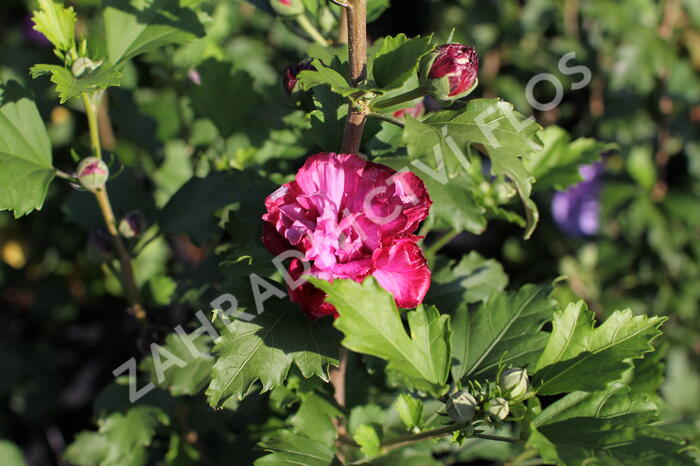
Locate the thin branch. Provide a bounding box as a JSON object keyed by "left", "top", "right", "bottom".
{"left": 424, "top": 230, "right": 459, "bottom": 259}
{"left": 340, "top": 0, "right": 367, "bottom": 154}
{"left": 295, "top": 14, "right": 330, "bottom": 46}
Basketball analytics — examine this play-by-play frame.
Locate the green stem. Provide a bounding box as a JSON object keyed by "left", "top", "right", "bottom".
{"left": 81, "top": 92, "right": 145, "bottom": 321}
{"left": 424, "top": 230, "right": 460, "bottom": 259}
{"left": 82, "top": 93, "right": 102, "bottom": 159}
{"left": 367, "top": 112, "right": 405, "bottom": 128}
{"left": 380, "top": 424, "right": 518, "bottom": 453}
{"left": 373, "top": 87, "right": 427, "bottom": 110}
{"left": 295, "top": 14, "right": 329, "bottom": 46}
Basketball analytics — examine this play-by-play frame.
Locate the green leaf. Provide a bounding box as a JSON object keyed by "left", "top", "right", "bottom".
{"left": 65, "top": 406, "right": 169, "bottom": 466}
{"left": 0, "top": 81, "right": 54, "bottom": 218}
{"left": 450, "top": 284, "right": 555, "bottom": 382}
{"left": 255, "top": 431, "right": 334, "bottom": 466}
{"left": 367, "top": 0, "right": 391, "bottom": 22}
{"left": 291, "top": 392, "right": 342, "bottom": 444}
{"left": 354, "top": 424, "right": 382, "bottom": 457}
{"left": 529, "top": 383, "right": 695, "bottom": 466}
{"left": 140, "top": 332, "right": 213, "bottom": 396}
{"left": 206, "top": 301, "right": 340, "bottom": 407}
{"left": 31, "top": 0, "right": 76, "bottom": 52}
{"left": 104, "top": 0, "right": 205, "bottom": 64}
{"left": 427, "top": 252, "right": 508, "bottom": 311}
{"left": 0, "top": 440, "right": 27, "bottom": 466}
{"left": 425, "top": 99, "right": 543, "bottom": 238}
{"left": 186, "top": 59, "right": 258, "bottom": 137}
{"left": 298, "top": 60, "right": 359, "bottom": 97}
{"left": 524, "top": 125, "right": 609, "bottom": 191}
{"left": 395, "top": 394, "right": 423, "bottom": 430}
{"left": 142, "top": 274, "right": 177, "bottom": 307}
{"left": 532, "top": 302, "right": 665, "bottom": 395}
{"left": 30, "top": 63, "right": 122, "bottom": 103}
{"left": 373, "top": 34, "right": 433, "bottom": 90}
{"left": 311, "top": 277, "right": 450, "bottom": 389}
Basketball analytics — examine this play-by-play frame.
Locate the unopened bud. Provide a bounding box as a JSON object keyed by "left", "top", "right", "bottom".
{"left": 87, "top": 229, "right": 113, "bottom": 262}
{"left": 76, "top": 157, "right": 108, "bottom": 192}
{"left": 71, "top": 57, "right": 101, "bottom": 78}
{"left": 499, "top": 368, "right": 529, "bottom": 399}
{"left": 446, "top": 391, "right": 477, "bottom": 423}
{"left": 485, "top": 397, "right": 509, "bottom": 422}
{"left": 282, "top": 58, "right": 316, "bottom": 95}
{"left": 418, "top": 44, "right": 479, "bottom": 101}
{"left": 118, "top": 211, "right": 146, "bottom": 239}
{"left": 269, "top": 0, "right": 304, "bottom": 16}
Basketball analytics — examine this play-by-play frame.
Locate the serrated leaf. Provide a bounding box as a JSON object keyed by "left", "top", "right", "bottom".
{"left": 255, "top": 431, "right": 335, "bottom": 466}
{"left": 30, "top": 63, "right": 122, "bottom": 103}
{"left": 31, "top": 0, "right": 76, "bottom": 52}
{"left": 0, "top": 81, "right": 54, "bottom": 218}
{"left": 140, "top": 333, "right": 213, "bottom": 396}
{"left": 206, "top": 300, "right": 340, "bottom": 407}
{"left": 525, "top": 125, "right": 610, "bottom": 191}
{"left": 395, "top": 394, "right": 423, "bottom": 430}
{"left": 354, "top": 424, "right": 382, "bottom": 457}
{"left": 532, "top": 302, "right": 666, "bottom": 395}
{"left": 291, "top": 392, "right": 342, "bottom": 444}
{"left": 187, "top": 59, "right": 258, "bottom": 138}
{"left": 311, "top": 277, "right": 450, "bottom": 389}
{"left": 451, "top": 284, "right": 555, "bottom": 382}
{"left": 104, "top": 0, "right": 205, "bottom": 64}
{"left": 529, "top": 383, "right": 695, "bottom": 466}
{"left": 65, "top": 406, "right": 169, "bottom": 466}
{"left": 425, "top": 99, "right": 544, "bottom": 238}
{"left": 373, "top": 34, "right": 433, "bottom": 90}
{"left": 298, "top": 60, "right": 359, "bottom": 97}
{"left": 427, "top": 252, "right": 508, "bottom": 311}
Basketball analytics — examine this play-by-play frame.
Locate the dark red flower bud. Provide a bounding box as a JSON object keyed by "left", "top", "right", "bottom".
{"left": 269, "top": 0, "right": 304, "bottom": 16}
{"left": 418, "top": 44, "right": 479, "bottom": 100}
{"left": 282, "top": 58, "right": 316, "bottom": 95}
{"left": 118, "top": 210, "right": 147, "bottom": 239}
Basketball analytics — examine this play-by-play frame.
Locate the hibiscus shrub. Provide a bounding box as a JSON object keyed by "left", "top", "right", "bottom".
{"left": 0, "top": 0, "right": 697, "bottom": 465}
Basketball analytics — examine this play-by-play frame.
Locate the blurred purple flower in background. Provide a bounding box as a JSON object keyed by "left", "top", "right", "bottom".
{"left": 551, "top": 162, "right": 604, "bottom": 236}
{"left": 22, "top": 16, "right": 50, "bottom": 46}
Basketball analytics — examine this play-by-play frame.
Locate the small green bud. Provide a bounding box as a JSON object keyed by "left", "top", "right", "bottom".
{"left": 76, "top": 157, "right": 109, "bottom": 192}
{"left": 499, "top": 368, "right": 529, "bottom": 399}
{"left": 269, "top": 0, "right": 304, "bottom": 16}
{"left": 485, "top": 397, "right": 509, "bottom": 422}
{"left": 71, "top": 57, "right": 101, "bottom": 78}
{"left": 446, "top": 391, "right": 477, "bottom": 423}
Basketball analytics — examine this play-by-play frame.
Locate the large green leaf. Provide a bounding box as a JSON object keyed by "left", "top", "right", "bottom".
{"left": 0, "top": 81, "right": 54, "bottom": 218}
{"left": 450, "top": 284, "right": 555, "bottom": 382}
{"left": 255, "top": 431, "right": 335, "bottom": 466}
{"left": 290, "top": 392, "right": 342, "bottom": 444}
{"left": 311, "top": 277, "right": 450, "bottom": 389}
{"left": 206, "top": 300, "right": 340, "bottom": 407}
{"left": 104, "top": 0, "right": 205, "bottom": 64}
{"left": 0, "top": 441, "right": 27, "bottom": 466}
{"left": 30, "top": 63, "right": 122, "bottom": 103}
{"left": 139, "top": 332, "right": 213, "bottom": 396}
{"left": 528, "top": 383, "right": 695, "bottom": 466}
{"left": 372, "top": 34, "right": 433, "bottom": 90}
{"left": 64, "top": 406, "right": 169, "bottom": 466}
{"left": 532, "top": 302, "right": 665, "bottom": 395}
{"left": 427, "top": 252, "right": 508, "bottom": 312}
{"left": 31, "top": 0, "right": 76, "bottom": 52}
{"left": 525, "top": 125, "right": 609, "bottom": 191}
{"left": 424, "top": 99, "right": 543, "bottom": 237}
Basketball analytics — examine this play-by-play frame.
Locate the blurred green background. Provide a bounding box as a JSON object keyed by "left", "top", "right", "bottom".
{"left": 0, "top": 0, "right": 699, "bottom": 464}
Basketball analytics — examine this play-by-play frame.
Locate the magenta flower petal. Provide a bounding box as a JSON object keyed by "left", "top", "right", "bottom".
{"left": 371, "top": 238, "right": 431, "bottom": 309}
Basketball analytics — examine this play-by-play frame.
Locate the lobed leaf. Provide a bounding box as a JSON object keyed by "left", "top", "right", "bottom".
{"left": 30, "top": 63, "right": 122, "bottom": 103}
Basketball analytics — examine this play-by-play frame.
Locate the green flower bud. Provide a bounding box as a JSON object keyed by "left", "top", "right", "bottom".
{"left": 485, "top": 397, "right": 509, "bottom": 422}
{"left": 118, "top": 211, "right": 146, "bottom": 239}
{"left": 71, "top": 57, "right": 101, "bottom": 78}
{"left": 76, "top": 157, "right": 109, "bottom": 192}
{"left": 446, "top": 391, "right": 477, "bottom": 423}
{"left": 499, "top": 368, "right": 529, "bottom": 399}
{"left": 269, "top": 0, "right": 304, "bottom": 16}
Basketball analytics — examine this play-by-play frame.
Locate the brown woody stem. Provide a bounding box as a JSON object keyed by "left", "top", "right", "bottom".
{"left": 340, "top": 0, "right": 367, "bottom": 154}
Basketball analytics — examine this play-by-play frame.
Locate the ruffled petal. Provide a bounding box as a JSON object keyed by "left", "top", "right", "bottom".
{"left": 371, "top": 238, "right": 431, "bottom": 308}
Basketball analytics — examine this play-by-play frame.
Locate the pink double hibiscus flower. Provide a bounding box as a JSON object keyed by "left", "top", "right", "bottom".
{"left": 262, "top": 152, "right": 432, "bottom": 318}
